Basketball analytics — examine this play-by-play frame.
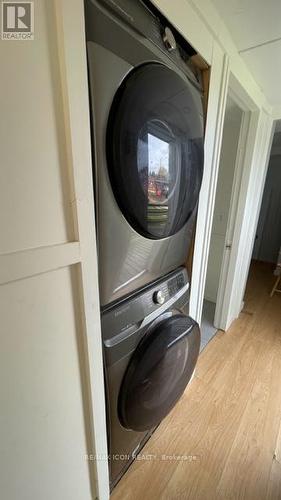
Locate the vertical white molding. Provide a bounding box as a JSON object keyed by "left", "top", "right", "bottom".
{"left": 54, "top": 1, "right": 109, "bottom": 499}
{"left": 189, "top": 42, "right": 229, "bottom": 325}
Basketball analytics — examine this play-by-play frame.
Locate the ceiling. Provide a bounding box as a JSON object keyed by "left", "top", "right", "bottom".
{"left": 212, "top": 0, "right": 281, "bottom": 108}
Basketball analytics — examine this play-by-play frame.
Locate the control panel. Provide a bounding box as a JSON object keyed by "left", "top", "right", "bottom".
{"left": 101, "top": 267, "right": 189, "bottom": 342}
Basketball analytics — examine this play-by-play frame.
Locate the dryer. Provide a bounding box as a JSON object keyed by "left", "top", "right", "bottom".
{"left": 102, "top": 266, "right": 200, "bottom": 488}
{"left": 85, "top": 0, "right": 204, "bottom": 307}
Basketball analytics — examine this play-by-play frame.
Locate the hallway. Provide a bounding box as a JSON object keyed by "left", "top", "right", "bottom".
{"left": 112, "top": 262, "right": 281, "bottom": 500}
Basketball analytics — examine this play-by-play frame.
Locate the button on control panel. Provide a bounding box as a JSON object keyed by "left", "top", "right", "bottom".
{"left": 153, "top": 290, "right": 165, "bottom": 305}
{"left": 151, "top": 271, "right": 186, "bottom": 306}
{"left": 162, "top": 26, "right": 177, "bottom": 52}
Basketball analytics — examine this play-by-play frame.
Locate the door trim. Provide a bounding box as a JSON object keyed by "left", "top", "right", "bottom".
{"left": 189, "top": 42, "right": 229, "bottom": 323}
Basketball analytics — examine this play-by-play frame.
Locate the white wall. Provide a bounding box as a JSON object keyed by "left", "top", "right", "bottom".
{"left": 0, "top": 268, "right": 93, "bottom": 500}
{"left": 0, "top": 0, "right": 72, "bottom": 253}
{"left": 253, "top": 154, "right": 281, "bottom": 263}
{"left": 0, "top": 1, "right": 108, "bottom": 499}
{"left": 205, "top": 100, "right": 242, "bottom": 302}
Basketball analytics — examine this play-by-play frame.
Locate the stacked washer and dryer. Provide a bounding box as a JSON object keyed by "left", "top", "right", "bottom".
{"left": 85, "top": 0, "right": 204, "bottom": 489}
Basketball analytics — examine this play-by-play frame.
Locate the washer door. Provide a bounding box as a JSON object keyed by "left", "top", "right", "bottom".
{"left": 107, "top": 63, "right": 204, "bottom": 239}
{"left": 118, "top": 313, "right": 200, "bottom": 431}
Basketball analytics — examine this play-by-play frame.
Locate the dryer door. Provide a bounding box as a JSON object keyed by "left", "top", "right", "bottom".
{"left": 107, "top": 63, "right": 204, "bottom": 239}
{"left": 118, "top": 313, "right": 200, "bottom": 431}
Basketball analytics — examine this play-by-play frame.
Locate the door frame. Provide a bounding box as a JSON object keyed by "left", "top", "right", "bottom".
{"left": 188, "top": 44, "right": 230, "bottom": 323}
{"left": 190, "top": 70, "right": 274, "bottom": 330}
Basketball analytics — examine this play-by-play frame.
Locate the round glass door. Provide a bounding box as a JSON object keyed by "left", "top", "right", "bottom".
{"left": 118, "top": 314, "right": 200, "bottom": 431}
{"left": 107, "top": 63, "right": 204, "bottom": 239}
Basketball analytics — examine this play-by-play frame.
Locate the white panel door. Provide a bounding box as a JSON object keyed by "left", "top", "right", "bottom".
{"left": 214, "top": 110, "right": 250, "bottom": 329}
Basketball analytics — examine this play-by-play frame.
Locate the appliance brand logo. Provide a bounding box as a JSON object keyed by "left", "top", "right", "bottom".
{"left": 1, "top": 1, "right": 34, "bottom": 40}
{"left": 114, "top": 304, "right": 130, "bottom": 317}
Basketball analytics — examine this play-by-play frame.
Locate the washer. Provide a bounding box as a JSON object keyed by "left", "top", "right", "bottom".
{"left": 102, "top": 266, "right": 200, "bottom": 488}
{"left": 85, "top": 0, "right": 204, "bottom": 307}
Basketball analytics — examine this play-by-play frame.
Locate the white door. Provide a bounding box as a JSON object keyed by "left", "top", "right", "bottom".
{"left": 214, "top": 111, "right": 250, "bottom": 330}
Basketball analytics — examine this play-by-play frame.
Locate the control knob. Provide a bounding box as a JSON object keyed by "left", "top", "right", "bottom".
{"left": 162, "top": 27, "right": 177, "bottom": 52}
{"left": 153, "top": 290, "right": 165, "bottom": 305}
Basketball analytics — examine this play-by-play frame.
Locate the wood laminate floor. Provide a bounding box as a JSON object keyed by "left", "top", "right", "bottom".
{"left": 111, "top": 261, "right": 281, "bottom": 500}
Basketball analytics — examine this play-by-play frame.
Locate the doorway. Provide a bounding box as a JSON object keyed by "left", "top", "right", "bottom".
{"left": 243, "top": 120, "right": 281, "bottom": 302}
{"left": 201, "top": 94, "right": 244, "bottom": 349}
{"left": 189, "top": 68, "right": 274, "bottom": 341}
{"left": 252, "top": 121, "right": 281, "bottom": 265}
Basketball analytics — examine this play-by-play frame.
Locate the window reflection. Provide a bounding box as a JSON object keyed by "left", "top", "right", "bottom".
{"left": 147, "top": 133, "right": 169, "bottom": 204}
{"left": 138, "top": 120, "right": 179, "bottom": 235}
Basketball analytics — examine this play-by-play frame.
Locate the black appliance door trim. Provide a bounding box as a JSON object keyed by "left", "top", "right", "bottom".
{"left": 107, "top": 62, "right": 204, "bottom": 240}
